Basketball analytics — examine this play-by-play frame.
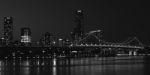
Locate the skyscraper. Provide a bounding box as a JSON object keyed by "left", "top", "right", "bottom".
{"left": 20, "top": 27, "right": 31, "bottom": 46}
{"left": 4, "top": 16, "right": 13, "bottom": 46}
{"left": 71, "top": 10, "right": 84, "bottom": 44}
{"left": 40, "top": 32, "right": 56, "bottom": 47}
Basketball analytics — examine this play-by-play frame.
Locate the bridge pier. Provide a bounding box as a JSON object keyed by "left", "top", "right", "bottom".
{"left": 129, "top": 50, "right": 138, "bottom": 56}
{"left": 129, "top": 51, "right": 132, "bottom": 56}
{"left": 133, "top": 51, "right": 137, "bottom": 56}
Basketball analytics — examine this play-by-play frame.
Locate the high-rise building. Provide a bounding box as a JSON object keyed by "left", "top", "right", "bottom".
{"left": 20, "top": 27, "right": 31, "bottom": 46}
{"left": 4, "top": 16, "right": 13, "bottom": 46}
{"left": 40, "top": 32, "right": 56, "bottom": 47}
{"left": 71, "top": 10, "right": 84, "bottom": 44}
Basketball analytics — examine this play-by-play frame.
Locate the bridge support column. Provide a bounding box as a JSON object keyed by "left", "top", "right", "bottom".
{"left": 129, "top": 50, "right": 137, "bottom": 56}
{"left": 129, "top": 51, "right": 133, "bottom": 56}
{"left": 133, "top": 51, "right": 137, "bottom": 56}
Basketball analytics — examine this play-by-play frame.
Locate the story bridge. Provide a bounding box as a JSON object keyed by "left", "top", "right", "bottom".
{"left": 69, "top": 30, "right": 145, "bottom": 56}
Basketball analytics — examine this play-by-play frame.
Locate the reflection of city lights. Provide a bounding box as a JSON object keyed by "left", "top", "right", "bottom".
{"left": 23, "top": 67, "right": 30, "bottom": 75}
{"left": 37, "top": 60, "right": 40, "bottom": 66}
{"left": 37, "top": 67, "right": 40, "bottom": 74}
{"left": 53, "top": 58, "right": 56, "bottom": 66}
{"left": 41, "top": 62, "right": 45, "bottom": 66}
{"left": 52, "top": 67, "right": 57, "bottom": 75}
{"left": 0, "top": 61, "right": 2, "bottom": 66}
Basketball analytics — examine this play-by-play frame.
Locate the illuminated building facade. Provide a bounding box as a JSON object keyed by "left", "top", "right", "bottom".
{"left": 4, "top": 16, "right": 13, "bottom": 46}
{"left": 20, "top": 27, "right": 31, "bottom": 46}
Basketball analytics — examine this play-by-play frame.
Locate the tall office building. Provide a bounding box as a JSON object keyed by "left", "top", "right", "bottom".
{"left": 71, "top": 10, "right": 84, "bottom": 44}
{"left": 40, "top": 32, "right": 56, "bottom": 47}
{"left": 4, "top": 16, "right": 13, "bottom": 46}
{"left": 20, "top": 27, "right": 31, "bottom": 46}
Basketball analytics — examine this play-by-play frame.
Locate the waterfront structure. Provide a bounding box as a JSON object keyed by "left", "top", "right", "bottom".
{"left": 20, "top": 27, "right": 31, "bottom": 46}
{"left": 71, "top": 10, "right": 84, "bottom": 44}
{"left": 3, "top": 16, "right": 13, "bottom": 46}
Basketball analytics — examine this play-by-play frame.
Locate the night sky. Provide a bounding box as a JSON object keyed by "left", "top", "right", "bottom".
{"left": 0, "top": 0, "right": 150, "bottom": 45}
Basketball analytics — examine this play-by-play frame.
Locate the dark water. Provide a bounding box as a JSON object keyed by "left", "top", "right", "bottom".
{"left": 0, "top": 56, "right": 150, "bottom": 75}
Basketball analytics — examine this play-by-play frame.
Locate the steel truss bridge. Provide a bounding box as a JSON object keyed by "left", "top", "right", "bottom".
{"left": 70, "top": 30, "right": 144, "bottom": 49}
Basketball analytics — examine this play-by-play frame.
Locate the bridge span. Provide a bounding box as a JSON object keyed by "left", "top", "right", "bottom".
{"left": 70, "top": 44, "right": 144, "bottom": 49}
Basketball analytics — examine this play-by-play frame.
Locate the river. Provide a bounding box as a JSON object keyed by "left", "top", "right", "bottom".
{"left": 0, "top": 56, "right": 150, "bottom": 75}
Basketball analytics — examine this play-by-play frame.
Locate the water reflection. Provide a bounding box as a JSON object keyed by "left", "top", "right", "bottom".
{"left": 53, "top": 58, "right": 56, "bottom": 66}
{"left": 36, "top": 67, "right": 40, "bottom": 75}
{"left": 52, "top": 67, "right": 56, "bottom": 75}
{"left": 20, "top": 66, "right": 30, "bottom": 75}
{"left": 0, "top": 56, "right": 149, "bottom": 75}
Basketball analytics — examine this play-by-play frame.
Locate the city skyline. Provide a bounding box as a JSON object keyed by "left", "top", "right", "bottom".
{"left": 0, "top": 0, "right": 149, "bottom": 45}
{"left": 0, "top": 1, "right": 150, "bottom": 75}
{"left": 0, "top": 16, "right": 146, "bottom": 47}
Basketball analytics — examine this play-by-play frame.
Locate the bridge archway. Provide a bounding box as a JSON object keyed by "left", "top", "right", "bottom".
{"left": 77, "top": 30, "right": 101, "bottom": 45}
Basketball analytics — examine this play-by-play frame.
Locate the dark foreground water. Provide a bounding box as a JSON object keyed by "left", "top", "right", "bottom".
{"left": 0, "top": 56, "right": 150, "bottom": 75}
